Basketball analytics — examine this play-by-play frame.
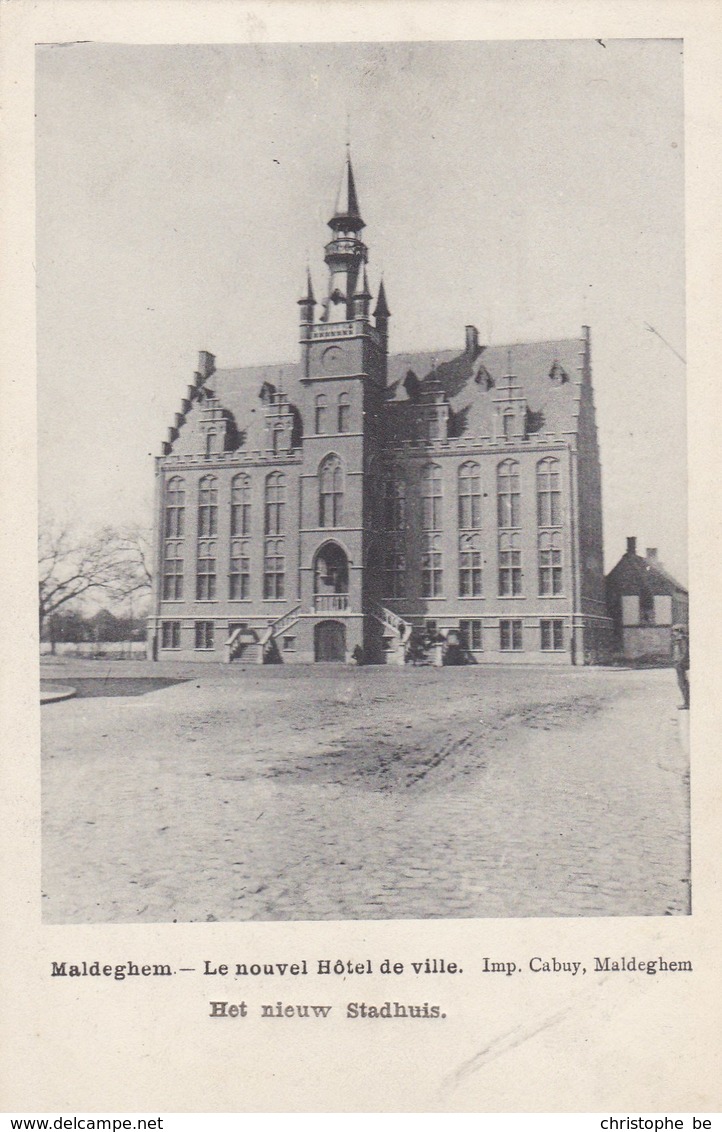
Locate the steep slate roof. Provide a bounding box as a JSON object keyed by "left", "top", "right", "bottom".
{"left": 385, "top": 338, "right": 585, "bottom": 440}
{"left": 606, "top": 551, "right": 688, "bottom": 597}
{"left": 166, "top": 334, "right": 588, "bottom": 455}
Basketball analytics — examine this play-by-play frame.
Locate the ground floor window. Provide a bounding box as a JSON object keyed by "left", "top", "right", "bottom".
{"left": 194, "top": 620, "right": 215, "bottom": 650}
{"left": 500, "top": 619, "right": 523, "bottom": 650}
{"left": 283, "top": 635, "right": 296, "bottom": 652}
{"left": 540, "top": 619, "right": 564, "bottom": 650}
{"left": 161, "top": 621, "right": 181, "bottom": 649}
{"left": 459, "top": 619, "right": 483, "bottom": 651}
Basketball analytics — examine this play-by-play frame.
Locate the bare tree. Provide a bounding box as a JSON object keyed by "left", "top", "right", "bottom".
{"left": 109, "top": 524, "right": 153, "bottom": 603}
{"left": 38, "top": 519, "right": 151, "bottom": 636}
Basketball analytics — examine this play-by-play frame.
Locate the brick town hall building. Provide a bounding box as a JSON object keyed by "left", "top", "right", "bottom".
{"left": 149, "top": 154, "right": 611, "bottom": 664}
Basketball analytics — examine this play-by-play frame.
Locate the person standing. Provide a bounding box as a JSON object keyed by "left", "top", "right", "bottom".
{"left": 671, "top": 624, "right": 690, "bottom": 709}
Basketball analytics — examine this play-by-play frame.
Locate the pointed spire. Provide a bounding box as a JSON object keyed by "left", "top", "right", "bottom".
{"left": 300, "top": 267, "right": 315, "bottom": 304}
{"left": 329, "top": 150, "right": 365, "bottom": 231}
{"left": 373, "top": 278, "right": 390, "bottom": 319}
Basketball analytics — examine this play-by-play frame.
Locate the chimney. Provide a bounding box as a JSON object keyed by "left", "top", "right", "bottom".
{"left": 646, "top": 548, "right": 658, "bottom": 561}
{"left": 626, "top": 537, "right": 637, "bottom": 556}
{"left": 197, "top": 350, "right": 216, "bottom": 380}
{"left": 465, "top": 325, "right": 480, "bottom": 357}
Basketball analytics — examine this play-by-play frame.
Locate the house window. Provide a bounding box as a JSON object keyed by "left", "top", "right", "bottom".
{"left": 541, "top": 619, "right": 564, "bottom": 650}
{"left": 537, "top": 457, "right": 562, "bottom": 526}
{"left": 459, "top": 619, "right": 483, "bottom": 651}
{"left": 422, "top": 532, "right": 443, "bottom": 597}
{"left": 319, "top": 454, "right": 343, "bottom": 527}
{"left": 194, "top": 621, "right": 215, "bottom": 650}
{"left": 337, "top": 392, "right": 350, "bottom": 433}
{"left": 198, "top": 475, "right": 218, "bottom": 537}
{"left": 263, "top": 538, "right": 285, "bottom": 599}
{"left": 421, "top": 463, "right": 443, "bottom": 530}
{"left": 500, "top": 619, "right": 523, "bottom": 650}
{"left": 503, "top": 410, "right": 514, "bottom": 439}
{"left": 164, "top": 477, "right": 185, "bottom": 538}
{"left": 264, "top": 471, "right": 286, "bottom": 535}
{"left": 497, "top": 460, "right": 520, "bottom": 528}
{"left": 315, "top": 394, "right": 328, "bottom": 434}
{"left": 381, "top": 545, "right": 405, "bottom": 597}
{"left": 383, "top": 477, "right": 405, "bottom": 530}
{"left": 196, "top": 539, "right": 217, "bottom": 600}
{"left": 205, "top": 431, "right": 217, "bottom": 456}
{"left": 161, "top": 621, "right": 181, "bottom": 649}
{"left": 272, "top": 423, "right": 284, "bottom": 454}
{"left": 231, "top": 474, "right": 251, "bottom": 536}
{"left": 459, "top": 532, "right": 482, "bottom": 596}
{"left": 229, "top": 538, "right": 250, "bottom": 600}
{"left": 538, "top": 531, "right": 563, "bottom": 595}
{"left": 458, "top": 462, "right": 481, "bottom": 529}
{"left": 162, "top": 541, "right": 184, "bottom": 601}
{"left": 498, "top": 531, "right": 522, "bottom": 595}
{"left": 283, "top": 635, "right": 296, "bottom": 652}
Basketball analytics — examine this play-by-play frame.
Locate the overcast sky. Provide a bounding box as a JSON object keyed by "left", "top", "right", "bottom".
{"left": 36, "top": 39, "right": 686, "bottom": 580}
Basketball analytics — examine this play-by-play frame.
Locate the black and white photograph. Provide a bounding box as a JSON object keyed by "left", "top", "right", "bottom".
{"left": 36, "top": 38, "right": 690, "bottom": 926}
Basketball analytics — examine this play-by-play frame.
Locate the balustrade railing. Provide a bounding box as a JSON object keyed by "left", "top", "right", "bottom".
{"left": 314, "top": 593, "right": 350, "bottom": 612}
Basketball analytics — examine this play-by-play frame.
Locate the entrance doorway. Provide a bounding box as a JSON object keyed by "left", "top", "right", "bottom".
{"left": 314, "top": 620, "right": 346, "bottom": 662}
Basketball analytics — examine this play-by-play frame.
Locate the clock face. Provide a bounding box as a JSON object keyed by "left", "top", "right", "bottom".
{"left": 322, "top": 345, "right": 343, "bottom": 372}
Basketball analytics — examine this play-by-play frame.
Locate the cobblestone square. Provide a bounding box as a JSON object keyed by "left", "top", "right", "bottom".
{"left": 41, "top": 661, "right": 690, "bottom": 923}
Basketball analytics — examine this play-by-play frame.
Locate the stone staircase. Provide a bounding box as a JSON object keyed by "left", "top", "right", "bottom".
{"left": 368, "top": 601, "right": 413, "bottom": 665}
{"left": 226, "top": 604, "right": 302, "bottom": 663}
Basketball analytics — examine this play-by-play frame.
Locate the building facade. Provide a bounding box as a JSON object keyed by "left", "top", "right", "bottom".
{"left": 605, "top": 537, "right": 688, "bottom": 661}
{"left": 149, "top": 155, "right": 611, "bottom": 664}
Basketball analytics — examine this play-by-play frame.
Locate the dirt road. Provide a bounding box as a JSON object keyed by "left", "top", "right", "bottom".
{"left": 41, "top": 662, "right": 689, "bottom": 922}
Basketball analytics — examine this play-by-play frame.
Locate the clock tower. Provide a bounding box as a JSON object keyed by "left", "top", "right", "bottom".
{"left": 297, "top": 150, "right": 390, "bottom": 660}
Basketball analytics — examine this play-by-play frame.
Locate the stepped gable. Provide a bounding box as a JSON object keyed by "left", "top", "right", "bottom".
{"left": 385, "top": 336, "right": 584, "bottom": 442}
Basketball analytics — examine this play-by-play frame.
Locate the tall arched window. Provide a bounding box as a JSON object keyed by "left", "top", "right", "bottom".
{"left": 498, "top": 531, "right": 522, "bottom": 596}
{"left": 421, "top": 464, "right": 443, "bottom": 530}
{"left": 458, "top": 462, "right": 481, "bottom": 529}
{"left": 538, "top": 531, "right": 563, "bottom": 595}
{"left": 315, "top": 394, "right": 328, "bottom": 435}
{"left": 263, "top": 538, "right": 285, "bottom": 599}
{"left": 459, "top": 532, "right": 482, "bottom": 596}
{"left": 537, "top": 458, "right": 561, "bottom": 527}
{"left": 383, "top": 476, "right": 405, "bottom": 531}
{"left": 231, "top": 474, "right": 251, "bottom": 536}
{"left": 198, "top": 476, "right": 218, "bottom": 537}
{"left": 319, "top": 455, "right": 343, "bottom": 527}
{"left": 164, "top": 477, "right": 185, "bottom": 538}
{"left": 337, "top": 392, "right": 350, "bottom": 433}
{"left": 264, "top": 472, "right": 286, "bottom": 535}
{"left": 496, "top": 460, "right": 520, "bottom": 528}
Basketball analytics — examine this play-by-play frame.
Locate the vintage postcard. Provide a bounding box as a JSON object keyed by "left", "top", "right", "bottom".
{"left": 1, "top": 0, "right": 720, "bottom": 1116}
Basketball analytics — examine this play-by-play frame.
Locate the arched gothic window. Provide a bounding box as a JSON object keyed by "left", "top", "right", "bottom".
{"left": 421, "top": 464, "right": 443, "bottom": 530}
{"left": 537, "top": 458, "right": 562, "bottom": 527}
{"left": 538, "top": 530, "right": 563, "bottom": 595}
{"left": 315, "top": 394, "right": 328, "bottom": 435}
{"left": 231, "top": 474, "right": 251, "bottom": 537}
{"left": 458, "top": 462, "right": 481, "bottom": 529}
{"left": 383, "top": 476, "right": 405, "bottom": 531}
{"left": 164, "top": 477, "right": 185, "bottom": 538}
{"left": 497, "top": 460, "right": 520, "bottom": 528}
{"left": 337, "top": 392, "right": 351, "bottom": 433}
{"left": 198, "top": 476, "right": 218, "bottom": 537}
{"left": 264, "top": 472, "right": 286, "bottom": 535}
{"left": 319, "top": 455, "right": 343, "bottom": 527}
